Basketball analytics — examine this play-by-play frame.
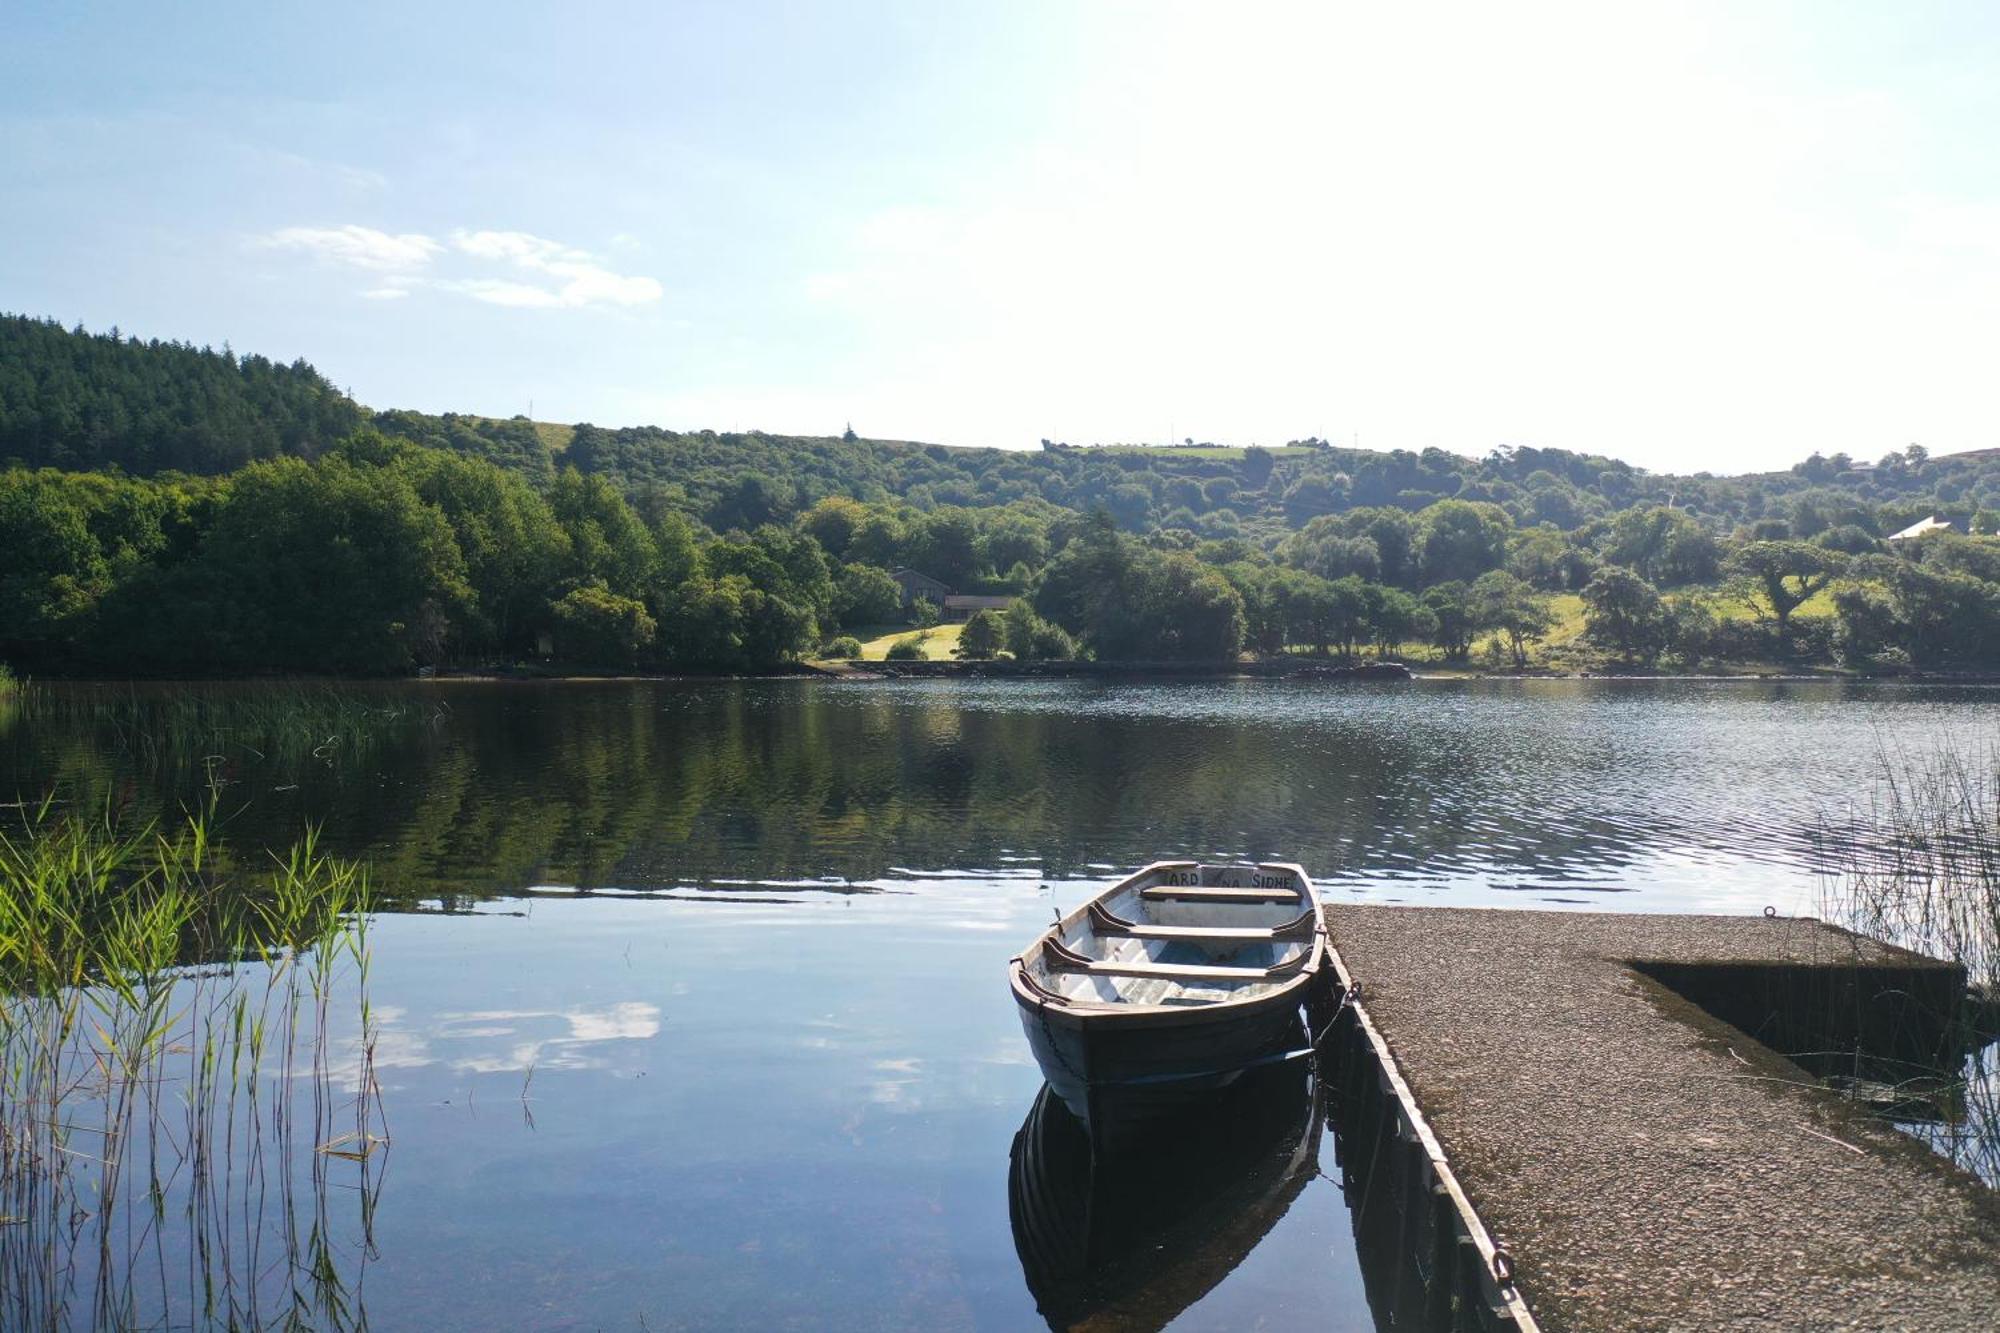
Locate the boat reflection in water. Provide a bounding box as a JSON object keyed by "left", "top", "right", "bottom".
{"left": 1007, "top": 1023, "right": 1322, "bottom": 1331}
{"left": 1010, "top": 1002, "right": 1516, "bottom": 1333}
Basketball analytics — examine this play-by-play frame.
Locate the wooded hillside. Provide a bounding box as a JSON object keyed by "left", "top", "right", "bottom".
{"left": 5, "top": 314, "right": 2000, "bottom": 677}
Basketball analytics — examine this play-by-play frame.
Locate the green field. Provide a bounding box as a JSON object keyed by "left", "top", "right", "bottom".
{"left": 1090, "top": 443, "right": 1324, "bottom": 460}
{"left": 854, "top": 623, "right": 964, "bottom": 661}
{"left": 465, "top": 416, "right": 577, "bottom": 452}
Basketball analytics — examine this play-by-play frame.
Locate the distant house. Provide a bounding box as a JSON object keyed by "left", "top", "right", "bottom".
{"left": 942, "top": 594, "right": 1014, "bottom": 623}
{"left": 1888, "top": 516, "right": 1954, "bottom": 542}
{"left": 889, "top": 567, "right": 951, "bottom": 611}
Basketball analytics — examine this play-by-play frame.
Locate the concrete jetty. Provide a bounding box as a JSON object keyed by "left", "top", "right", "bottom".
{"left": 1323, "top": 906, "right": 1999, "bottom": 1331}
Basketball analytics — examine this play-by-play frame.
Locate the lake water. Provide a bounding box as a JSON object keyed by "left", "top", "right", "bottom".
{"left": 0, "top": 677, "right": 1992, "bottom": 1330}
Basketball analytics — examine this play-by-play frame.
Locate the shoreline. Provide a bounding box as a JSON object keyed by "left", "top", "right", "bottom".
{"left": 441, "top": 660, "right": 2000, "bottom": 685}
{"left": 16, "top": 662, "right": 2000, "bottom": 687}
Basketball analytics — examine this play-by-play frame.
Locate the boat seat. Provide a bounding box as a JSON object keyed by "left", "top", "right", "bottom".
{"left": 1042, "top": 937, "right": 1308, "bottom": 983}
{"left": 1138, "top": 884, "right": 1300, "bottom": 905}
{"left": 1088, "top": 900, "right": 1317, "bottom": 943}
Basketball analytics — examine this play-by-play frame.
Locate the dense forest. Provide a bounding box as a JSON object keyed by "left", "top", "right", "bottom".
{"left": 5, "top": 312, "right": 2000, "bottom": 676}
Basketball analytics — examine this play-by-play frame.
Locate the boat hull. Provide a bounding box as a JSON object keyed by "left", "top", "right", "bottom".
{"left": 1013, "top": 976, "right": 1318, "bottom": 1145}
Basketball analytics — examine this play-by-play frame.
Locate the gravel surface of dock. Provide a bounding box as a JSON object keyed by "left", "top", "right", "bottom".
{"left": 1325, "top": 906, "right": 2000, "bottom": 1332}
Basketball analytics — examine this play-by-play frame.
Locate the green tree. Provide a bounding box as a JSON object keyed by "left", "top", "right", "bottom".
{"left": 401, "top": 446, "right": 568, "bottom": 655}
{"left": 1281, "top": 518, "right": 1381, "bottom": 581}
{"left": 1368, "top": 587, "right": 1432, "bottom": 657}
{"left": 915, "top": 507, "right": 981, "bottom": 585}
{"left": 1728, "top": 541, "right": 1843, "bottom": 646}
{"left": 833, "top": 563, "right": 902, "bottom": 627}
{"left": 1241, "top": 446, "right": 1275, "bottom": 489}
{"left": 1599, "top": 506, "right": 1720, "bottom": 586}
{"left": 1282, "top": 473, "right": 1344, "bottom": 524}
{"left": 977, "top": 512, "right": 1049, "bottom": 574}
{"left": 1035, "top": 519, "right": 1242, "bottom": 661}
{"left": 1470, "top": 570, "right": 1553, "bottom": 668}
{"left": 655, "top": 571, "right": 816, "bottom": 669}
{"left": 647, "top": 507, "right": 702, "bottom": 590}
{"left": 1662, "top": 593, "right": 1719, "bottom": 669}
{"left": 708, "top": 471, "right": 793, "bottom": 531}
{"left": 1417, "top": 500, "right": 1513, "bottom": 586}
{"left": 1831, "top": 582, "right": 1901, "bottom": 667}
{"left": 198, "top": 456, "right": 473, "bottom": 672}
{"left": 797, "top": 496, "right": 866, "bottom": 558}
{"left": 1127, "top": 553, "right": 1245, "bottom": 660}
{"left": 1582, "top": 565, "right": 1667, "bottom": 663}
{"left": 847, "top": 509, "right": 909, "bottom": 569}
{"left": 1001, "top": 600, "right": 1077, "bottom": 661}
{"left": 1316, "top": 576, "right": 1373, "bottom": 659}
{"left": 1860, "top": 558, "right": 2000, "bottom": 668}
{"left": 550, "top": 468, "right": 656, "bottom": 599}
{"left": 1340, "top": 507, "right": 1419, "bottom": 587}
{"left": 957, "top": 609, "right": 1005, "bottom": 659}
{"left": 0, "top": 472, "right": 111, "bottom": 665}
{"left": 551, "top": 583, "right": 656, "bottom": 666}
{"left": 1220, "top": 563, "right": 1285, "bottom": 656}
{"left": 1422, "top": 581, "right": 1477, "bottom": 661}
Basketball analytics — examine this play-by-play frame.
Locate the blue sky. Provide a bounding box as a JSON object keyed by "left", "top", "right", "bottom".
{"left": 4, "top": 2, "right": 1997, "bottom": 473}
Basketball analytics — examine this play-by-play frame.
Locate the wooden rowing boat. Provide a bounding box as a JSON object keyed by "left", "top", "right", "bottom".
{"left": 1008, "top": 860, "right": 1328, "bottom": 1143}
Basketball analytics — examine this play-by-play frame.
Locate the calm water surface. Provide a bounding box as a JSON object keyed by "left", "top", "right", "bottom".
{"left": 1, "top": 678, "right": 1991, "bottom": 1329}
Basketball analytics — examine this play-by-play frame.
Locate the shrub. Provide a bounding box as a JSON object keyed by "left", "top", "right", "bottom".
{"left": 1833, "top": 583, "right": 1899, "bottom": 667}
{"left": 884, "top": 636, "right": 927, "bottom": 661}
{"left": 821, "top": 635, "right": 862, "bottom": 659}
{"left": 1581, "top": 565, "right": 1666, "bottom": 663}
{"left": 1002, "top": 601, "right": 1077, "bottom": 661}
{"left": 551, "top": 583, "right": 656, "bottom": 666}
{"left": 1706, "top": 616, "right": 1781, "bottom": 663}
{"left": 957, "top": 610, "right": 1004, "bottom": 659}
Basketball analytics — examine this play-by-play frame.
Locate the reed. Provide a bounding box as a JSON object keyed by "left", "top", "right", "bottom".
{"left": 13, "top": 682, "right": 444, "bottom": 778}
{"left": 1818, "top": 741, "right": 2000, "bottom": 1184}
{"left": 0, "top": 803, "right": 385, "bottom": 1331}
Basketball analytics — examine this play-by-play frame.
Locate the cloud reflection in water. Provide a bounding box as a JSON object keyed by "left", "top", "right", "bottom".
{"left": 367, "top": 1001, "right": 663, "bottom": 1077}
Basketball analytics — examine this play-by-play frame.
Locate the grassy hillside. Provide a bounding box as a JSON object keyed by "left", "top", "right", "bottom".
{"left": 855, "top": 623, "right": 965, "bottom": 661}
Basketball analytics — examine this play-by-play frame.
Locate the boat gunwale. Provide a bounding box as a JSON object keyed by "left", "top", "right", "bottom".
{"left": 1008, "top": 860, "right": 1328, "bottom": 1031}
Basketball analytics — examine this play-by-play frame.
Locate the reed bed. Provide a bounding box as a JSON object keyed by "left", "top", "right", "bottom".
{"left": 12, "top": 682, "right": 445, "bottom": 777}
{"left": 1819, "top": 741, "right": 2000, "bottom": 1185}
{"left": 0, "top": 804, "right": 385, "bottom": 1331}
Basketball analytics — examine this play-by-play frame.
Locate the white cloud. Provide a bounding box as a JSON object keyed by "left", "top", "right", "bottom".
{"left": 546, "top": 263, "right": 661, "bottom": 308}
{"left": 264, "top": 224, "right": 440, "bottom": 273}
{"left": 452, "top": 229, "right": 585, "bottom": 266}
{"left": 262, "top": 223, "right": 661, "bottom": 309}
{"left": 450, "top": 228, "right": 663, "bottom": 308}
{"left": 445, "top": 277, "right": 567, "bottom": 308}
